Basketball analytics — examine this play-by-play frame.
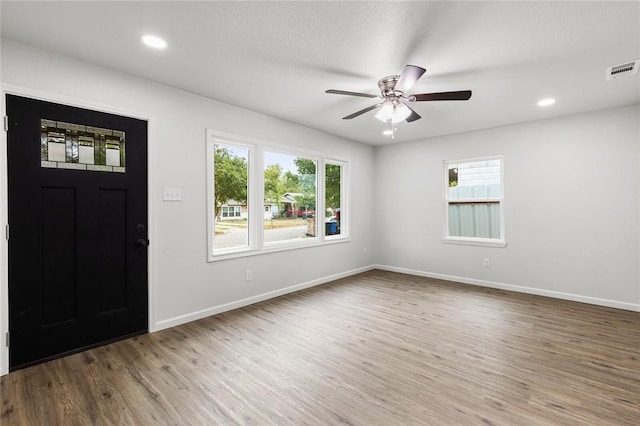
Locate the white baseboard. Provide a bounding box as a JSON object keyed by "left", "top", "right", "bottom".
{"left": 155, "top": 262, "right": 638, "bottom": 333}
{"left": 374, "top": 264, "right": 640, "bottom": 312}
{"left": 154, "top": 265, "right": 376, "bottom": 331}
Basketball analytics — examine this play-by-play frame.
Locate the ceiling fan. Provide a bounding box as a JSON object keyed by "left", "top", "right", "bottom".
{"left": 326, "top": 65, "right": 472, "bottom": 123}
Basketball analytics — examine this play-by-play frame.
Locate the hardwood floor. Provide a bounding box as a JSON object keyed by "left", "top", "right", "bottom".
{"left": 2, "top": 270, "right": 639, "bottom": 425}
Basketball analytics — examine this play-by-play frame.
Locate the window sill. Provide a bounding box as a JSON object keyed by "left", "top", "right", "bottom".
{"left": 442, "top": 237, "right": 507, "bottom": 248}
{"left": 208, "top": 236, "right": 351, "bottom": 262}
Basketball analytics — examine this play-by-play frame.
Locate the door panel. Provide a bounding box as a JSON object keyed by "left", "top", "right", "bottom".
{"left": 7, "top": 94, "right": 148, "bottom": 370}
{"left": 97, "top": 188, "right": 128, "bottom": 313}
{"left": 41, "top": 186, "right": 77, "bottom": 325}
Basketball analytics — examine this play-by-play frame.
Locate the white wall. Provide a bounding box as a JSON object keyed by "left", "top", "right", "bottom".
{"left": 0, "top": 39, "right": 376, "bottom": 374}
{"left": 375, "top": 104, "right": 640, "bottom": 311}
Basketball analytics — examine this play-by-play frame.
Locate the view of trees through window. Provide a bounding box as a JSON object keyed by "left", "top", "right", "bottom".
{"left": 263, "top": 152, "right": 317, "bottom": 243}
{"left": 213, "top": 144, "right": 249, "bottom": 250}
{"left": 213, "top": 145, "right": 345, "bottom": 251}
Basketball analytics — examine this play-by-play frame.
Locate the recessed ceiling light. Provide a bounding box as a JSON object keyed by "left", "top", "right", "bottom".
{"left": 383, "top": 130, "right": 394, "bottom": 136}
{"left": 537, "top": 98, "right": 556, "bottom": 107}
{"left": 142, "top": 35, "right": 167, "bottom": 50}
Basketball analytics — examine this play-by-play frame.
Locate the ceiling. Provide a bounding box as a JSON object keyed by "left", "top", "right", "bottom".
{"left": 1, "top": 1, "right": 639, "bottom": 145}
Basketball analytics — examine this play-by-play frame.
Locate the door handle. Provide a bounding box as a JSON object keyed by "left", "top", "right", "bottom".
{"left": 136, "top": 238, "right": 149, "bottom": 248}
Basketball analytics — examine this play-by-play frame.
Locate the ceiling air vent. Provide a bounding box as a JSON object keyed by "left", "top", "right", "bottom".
{"left": 606, "top": 59, "right": 640, "bottom": 80}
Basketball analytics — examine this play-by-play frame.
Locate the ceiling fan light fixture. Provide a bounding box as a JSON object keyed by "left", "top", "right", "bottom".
{"left": 374, "top": 101, "right": 394, "bottom": 122}
{"left": 391, "top": 102, "right": 411, "bottom": 123}
{"left": 375, "top": 101, "right": 411, "bottom": 123}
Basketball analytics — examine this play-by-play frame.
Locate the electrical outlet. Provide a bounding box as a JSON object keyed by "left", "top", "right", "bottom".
{"left": 483, "top": 258, "right": 491, "bottom": 268}
{"left": 163, "top": 188, "right": 182, "bottom": 201}
{"left": 362, "top": 247, "right": 367, "bottom": 256}
{"left": 245, "top": 269, "right": 252, "bottom": 281}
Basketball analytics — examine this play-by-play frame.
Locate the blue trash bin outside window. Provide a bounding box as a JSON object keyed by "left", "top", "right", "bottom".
{"left": 325, "top": 221, "right": 338, "bottom": 235}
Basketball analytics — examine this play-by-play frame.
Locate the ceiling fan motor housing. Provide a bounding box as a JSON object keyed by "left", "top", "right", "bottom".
{"left": 378, "top": 75, "right": 402, "bottom": 97}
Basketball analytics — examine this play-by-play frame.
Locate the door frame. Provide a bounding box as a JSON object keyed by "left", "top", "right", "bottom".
{"left": 0, "top": 84, "right": 156, "bottom": 376}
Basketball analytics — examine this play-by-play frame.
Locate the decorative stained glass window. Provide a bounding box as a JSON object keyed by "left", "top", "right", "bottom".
{"left": 40, "top": 119, "right": 126, "bottom": 173}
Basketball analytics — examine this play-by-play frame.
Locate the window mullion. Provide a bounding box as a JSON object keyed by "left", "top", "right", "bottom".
{"left": 252, "top": 146, "right": 264, "bottom": 250}
{"left": 317, "top": 159, "right": 326, "bottom": 241}
{"left": 447, "top": 199, "right": 501, "bottom": 204}
{"left": 343, "top": 161, "right": 349, "bottom": 237}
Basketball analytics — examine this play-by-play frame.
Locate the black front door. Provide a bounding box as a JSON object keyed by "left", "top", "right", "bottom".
{"left": 6, "top": 95, "right": 148, "bottom": 370}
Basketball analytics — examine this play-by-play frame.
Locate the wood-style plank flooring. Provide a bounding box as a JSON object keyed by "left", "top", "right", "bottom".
{"left": 2, "top": 270, "right": 639, "bottom": 425}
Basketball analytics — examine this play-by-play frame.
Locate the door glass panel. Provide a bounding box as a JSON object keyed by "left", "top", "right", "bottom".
{"left": 40, "top": 119, "right": 126, "bottom": 173}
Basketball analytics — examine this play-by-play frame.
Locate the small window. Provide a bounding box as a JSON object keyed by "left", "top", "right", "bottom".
{"left": 221, "top": 206, "right": 242, "bottom": 218}
{"left": 444, "top": 156, "right": 505, "bottom": 247}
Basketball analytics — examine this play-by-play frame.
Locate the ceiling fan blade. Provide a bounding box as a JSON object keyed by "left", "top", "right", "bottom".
{"left": 405, "top": 110, "right": 421, "bottom": 123}
{"left": 326, "top": 89, "right": 379, "bottom": 98}
{"left": 400, "top": 100, "right": 421, "bottom": 122}
{"left": 412, "top": 90, "right": 472, "bottom": 102}
{"left": 394, "top": 65, "right": 427, "bottom": 94}
{"left": 342, "top": 103, "right": 383, "bottom": 119}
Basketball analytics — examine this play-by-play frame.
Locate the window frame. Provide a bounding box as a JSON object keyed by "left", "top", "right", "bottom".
{"left": 442, "top": 155, "right": 506, "bottom": 248}
{"left": 206, "top": 129, "right": 350, "bottom": 262}
{"left": 324, "top": 159, "right": 348, "bottom": 240}
{"left": 206, "top": 136, "right": 254, "bottom": 257}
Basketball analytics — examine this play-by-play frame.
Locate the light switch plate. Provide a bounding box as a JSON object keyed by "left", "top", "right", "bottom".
{"left": 163, "top": 187, "right": 182, "bottom": 201}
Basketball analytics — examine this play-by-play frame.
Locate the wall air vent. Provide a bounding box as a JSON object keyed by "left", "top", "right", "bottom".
{"left": 606, "top": 59, "right": 640, "bottom": 80}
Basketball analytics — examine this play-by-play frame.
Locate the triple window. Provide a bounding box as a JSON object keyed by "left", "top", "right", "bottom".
{"left": 221, "top": 206, "right": 242, "bottom": 218}
{"left": 207, "top": 130, "right": 348, "bottom": 260}
{"left": 444, "top": 156, "right": 505, "bottom": 247}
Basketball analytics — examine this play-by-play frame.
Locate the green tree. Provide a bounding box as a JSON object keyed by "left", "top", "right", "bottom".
{"left": 214, "top": 146, "right": 248, "bottom": 219}
{"left": 294, "top": 158, "right": 317, "bottom": 210}
{"left": 448, "top": 167, "right": 458, "bottom": 187}
{"left": 325, "top": 164, "right": 341, "bottom": 212}
{"left": 294, "top": 158, "right": 316, "bottom": 176}
{"left": 264, "top": 164, "right": 282, "bottom": 203}
{"left": 281, "top": 170, "right": 300, "bottom": 193}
